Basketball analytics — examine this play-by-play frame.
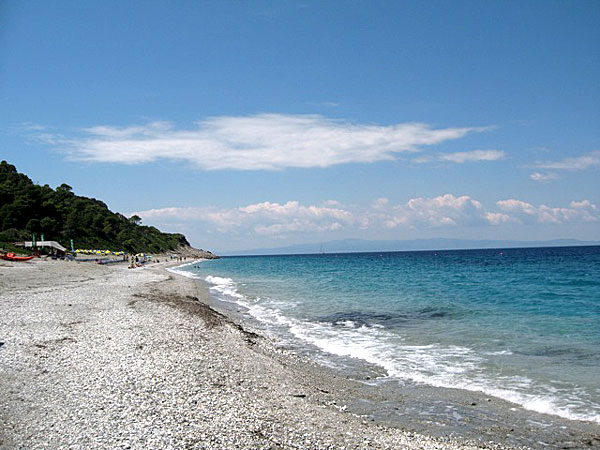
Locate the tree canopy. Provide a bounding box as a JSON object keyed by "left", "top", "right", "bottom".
{"left": 0, "top": 160, "right": 189, "bottom": 253}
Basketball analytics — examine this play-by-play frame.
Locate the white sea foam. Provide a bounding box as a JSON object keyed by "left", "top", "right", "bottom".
{"left": 166, "top": 268, "right": 201, "bottom": 279}
{"left": 202, "top": 273, "right": 600, "bottom": 424}
{"left": 166, "top": 260, "right": 205, "bottom": 279}
{"left": 336, "top": 320, "right": 356, "bottom": 328}
{"left": 205, "top": 276, "right": 245, "bottom": 299}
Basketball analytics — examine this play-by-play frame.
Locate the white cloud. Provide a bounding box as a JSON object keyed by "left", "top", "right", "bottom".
{"left": 570, "top": 200, "right": 597, "bottom": 210}
{"left": 372, "top": 197, "right": 389, "bottom": 209}
{"left": 484, "top": 212, "right": 515, "bottom": 225}
{"left": 133, "top": 200, "right": 355, "bottom": 236}
{"left": 530, "top": 172, "right": 559, "bottom": 182}
{"left": 533, "top": 151, "right": 600, "bottom": 171}
{"left": 413, "top": 149, "right": 505, "bottom": 164}
{"left": 134, "top": 206, "right": 201, "bottom": 220}
{"left": 496, "top": 199, "right": 538, "bottom": 216}
{"left": 438, "top": 149, "right": 505, "bottom": 163}
{"left": 496, "top": 198, "right": 599, "bottom": 224}
{"left": 384, "top": 194, "right": 485, "bottom": 228}
{"left": 132, "top": 196, "right": 599, "bottom": 238}
{"left": 53, "top": 114, "right": 488, "bottom": 171}
{"left": 238, "top": 200, "right": 353, "bottom": 222}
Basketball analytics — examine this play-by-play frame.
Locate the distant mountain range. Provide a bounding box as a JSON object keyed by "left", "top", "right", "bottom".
{"left": 223, "top": 238, "right": 600, "bottom": 256}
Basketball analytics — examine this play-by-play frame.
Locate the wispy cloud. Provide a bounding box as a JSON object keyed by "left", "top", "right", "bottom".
{"left": 20, "top": 122, "right": 47, "bottom": 131}
{"left": 438, "top": 149, "right": 505, "bottom": 163}
{"left": 414, "top": 149, "right": 505, "bottom": 164}
{"left": 304, "top": 101, "right": 340, "bottom": 108}
{"left": 533, "top": 151, "right": 600, "bottom": 171}
{"left": 530, "top": 172, "right": 559, "bottom": 182}
{"left": 46, "top": 114, "right": 488, "bottom": 171}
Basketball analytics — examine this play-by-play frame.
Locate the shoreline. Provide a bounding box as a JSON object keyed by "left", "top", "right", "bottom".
{"left": 0, "top": 258, "right": 596, "bottom": 449}
{"left": 171, "top": 260, "right": 600, "bottom": 449}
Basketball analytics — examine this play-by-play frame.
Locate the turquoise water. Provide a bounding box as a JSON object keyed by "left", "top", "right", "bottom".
{"left": 173, "top": 246, "right": 600, "bottom": 424}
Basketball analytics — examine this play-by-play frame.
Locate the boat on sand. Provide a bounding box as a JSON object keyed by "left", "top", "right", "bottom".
{"left": 0, "top": 252, "right": 35, "bottom": 262}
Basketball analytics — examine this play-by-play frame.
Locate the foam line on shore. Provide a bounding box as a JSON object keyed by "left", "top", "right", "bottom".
{"left": 156, "top": 260, "right": 600, "bottom": 448}
{"left": 166, "top": 259, "right": 206, "bottom": 279}
{"left": 199, "top": 271, "right": 600, "bottom": 425}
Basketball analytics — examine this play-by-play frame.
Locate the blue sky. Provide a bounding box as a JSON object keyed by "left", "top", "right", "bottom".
{"left": 1, "top": 1, "right": 599, "bottom": 252}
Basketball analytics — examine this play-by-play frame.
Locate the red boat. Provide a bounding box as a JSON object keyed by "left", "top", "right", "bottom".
{"left": 0, "top": 252, "right": 35, "bottom": 261}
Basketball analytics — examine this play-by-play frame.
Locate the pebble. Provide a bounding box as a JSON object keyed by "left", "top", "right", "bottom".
{"left": 0, "top": 260, "right": 523, "bottom": 449}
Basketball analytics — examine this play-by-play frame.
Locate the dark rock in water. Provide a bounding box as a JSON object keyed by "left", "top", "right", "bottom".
{"left": 318, "top": 307, "right": 455, "bottom": 328}
{"left": 318, "top": 311, "right": 402, "bottom": 328}
{"left": 0, "top": 342, "right": 4, "bottom": 348}
{"left": 418, "top": 306, "right": 450, "bottom": 318}
{"left": 515, "top": 346, "right": 600, "bottom": 363}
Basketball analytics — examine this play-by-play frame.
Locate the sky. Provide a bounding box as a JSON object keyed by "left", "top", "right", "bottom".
{"left": 1, "top": 0, "right": 599, "bottom": 253}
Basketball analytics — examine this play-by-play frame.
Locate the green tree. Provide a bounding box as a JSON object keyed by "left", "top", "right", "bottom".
{"left": 40, "top": 217, "right": 58, "bottom": 236}
{"left": 26, "top": 218, "right": 41, "bottom": 233}
{"left": 0, "top": 161, "right": 191, "bottom": 253}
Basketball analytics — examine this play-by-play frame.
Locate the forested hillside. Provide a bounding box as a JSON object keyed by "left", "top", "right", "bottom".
{"left": 0, "top": 160, "right": 190, "bottom": 253}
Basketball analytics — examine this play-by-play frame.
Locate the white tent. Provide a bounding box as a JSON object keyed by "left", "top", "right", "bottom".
{"left": 22, "top": 241, "right": 67, "bottom": 252}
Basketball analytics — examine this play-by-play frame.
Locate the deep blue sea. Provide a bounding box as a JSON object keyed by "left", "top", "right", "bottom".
{"left": 172, "top": 246, "right": 600, "bottom": 424}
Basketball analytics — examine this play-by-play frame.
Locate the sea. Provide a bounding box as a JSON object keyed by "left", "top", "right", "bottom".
{"left": 170, "top": 245, "right": 600, "bottom": 442}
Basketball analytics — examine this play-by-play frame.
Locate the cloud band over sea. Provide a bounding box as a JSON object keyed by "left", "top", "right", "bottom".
{"left": 132, "top": 195, "right": 599, "bottom": 238}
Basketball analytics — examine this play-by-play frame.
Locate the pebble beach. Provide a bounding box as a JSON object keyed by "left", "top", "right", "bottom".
{"left": 0, "top": 258, "right": 588, "bottom": 449}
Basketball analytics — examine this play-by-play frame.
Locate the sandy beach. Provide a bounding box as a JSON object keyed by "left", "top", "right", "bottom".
{"left": 0, "top": 258, "right": 596, "bottom": 449}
